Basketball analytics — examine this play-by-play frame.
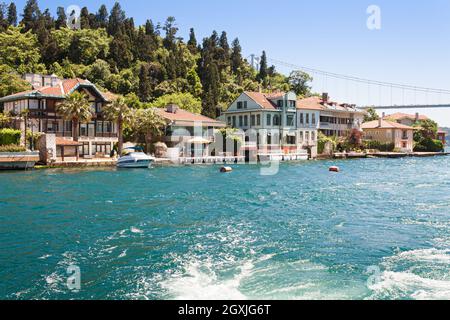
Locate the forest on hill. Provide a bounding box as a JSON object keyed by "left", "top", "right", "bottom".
{"left": 0, "top": 0, "right": 312, "bottom": 118}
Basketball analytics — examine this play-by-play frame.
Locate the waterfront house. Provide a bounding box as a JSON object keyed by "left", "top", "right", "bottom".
{"left": 313, "top": 93, "right": 365, "bottom": 137}
{"left": 0, "top": 74, "right": 118, "bottom": 161}
{"left": 154, "top": 104, "right": 226, "bottom": 159}
{"left": 382, "top": 112, "right": 428, "bottom": 126}
{"left": 383, "top": 112, "right": 446, "bottom": 144}
{"left": 361, "top": 119, "right": 414, "bottom": 152}
{"left": 223, "top": 91, "right": 308, "bottom": 159}
{"left": 295, "top": 97, "right": 321, "bottom": 158}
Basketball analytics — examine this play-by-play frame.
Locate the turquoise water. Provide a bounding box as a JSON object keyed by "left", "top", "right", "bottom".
{"left": 0, "top": 157, "right": 450, "bottom": 300}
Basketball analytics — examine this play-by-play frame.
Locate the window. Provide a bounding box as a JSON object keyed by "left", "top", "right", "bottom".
{"left": 312, "top": 113, "right": 316, "bottom": 125}
{"left": 289, "top": 101, "right": 296, "bottom": 109}
{"left": 251, "top": 115, "right": 256, "bottom": 126}
{"left": 287, "top": 115, "right": 294, "bottom": 126}
{"left": 239, "top": 116, "right": 243, "bottom": 126}
{"left": 256, "top": 115, "right": 261, "bottom": 126}
{"left": 306, "top": 113, "right": 310, "bottom": 124}
{"left": 267, "top": 114, "right": 271, "bottom": 126}
{"left": 300, "top": 113, "right": 304, "bottom": 125}
{"left": 243, "top": 101, "right": 248, "bottom": 109}
{"left": 311, "top": 131, "right": 315, "bottom": 141}
{"left": 232, "top": 116, "right": 236, "bottom": 127}
{"left": 237, "top": 101, "right": 243, "bottom": 109}
{"left": 244, "top": 115, "right": 248, "bottom": 127}
{"left": 273, "top": 115, "right": 280, "bottom": 126}
{"left": 227, "top": 117, "right": 232, "bottom": 126}
{"left": 402, "top": 130, "right": 408, "bottom": 140}
{"left": 277, "top": 100, "right": 283, "bottom": 108}
{"left": 305, "top": 131, "right": 310, "bottom": 142}
{"left": 299, "top": 131, "right": 304, "bottom": 142}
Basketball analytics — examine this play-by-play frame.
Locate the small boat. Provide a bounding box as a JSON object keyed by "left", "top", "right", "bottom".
{"left": 117, "top": 147, "right": 155, "bottom": 168}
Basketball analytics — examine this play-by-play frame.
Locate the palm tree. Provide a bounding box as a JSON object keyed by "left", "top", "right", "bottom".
{"left": 135, "top": 108, "right": 166, "bottom": 153}
{"left": 56, "top": 92, "right": 92, "bottom": 142}
{"left": 102, "top": 96, "right": 132, "bottom": 155}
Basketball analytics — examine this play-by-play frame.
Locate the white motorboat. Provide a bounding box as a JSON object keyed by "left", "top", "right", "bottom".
{"left": 117, "top": 147, "right": 155, "bottom": 168}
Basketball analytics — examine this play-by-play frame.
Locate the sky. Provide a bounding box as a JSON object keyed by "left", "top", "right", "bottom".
{"left": 11, "top": 0, "right": 450, "bottom": 126}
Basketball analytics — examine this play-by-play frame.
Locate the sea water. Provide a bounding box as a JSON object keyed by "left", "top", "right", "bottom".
{"left": 0, "top": 156, "right": 449, "bottom": 300}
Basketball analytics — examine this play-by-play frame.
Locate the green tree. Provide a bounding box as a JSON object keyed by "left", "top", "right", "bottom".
{"left": 151, "top": 92, "right": 202, "bottom": 114}
{"left": 21, "top": 0, "right": 40, "bottom": 32}
{"left": 107, "top": 2, "right": 125, "bottom": 36}
{"left": 102, "top": 96, "right": 132, "bottom": 154}
{"left": 0, "top": 65, "right": 32, "bottom": 97}
{"left": 0, "top": 26, "right": 46, "bottom": 73}
{"left": 187, "top": 28, "right": 197, "bottom": 54}
{"left": 257, "top": 51, "right": 268, "bottom": 83}
{"left": 134, "top": 108, "right": 166, "bottom": 152}
{"left": 288, "top": 70, "right": 313, "bottom": 97}
{"left": 55, "top": 6, "right": 66, "bottom": 29}
{"left": 363, "top": 107, "right": 380, "bottom": 122}
{"left": 55, "top": 92, "right": 92, "bottom": 142}
{"left": 96, "top": 5, "right": 109, "bottom": 29}
{"left": 7, "top": 2, "right": 17, "bottom": 26}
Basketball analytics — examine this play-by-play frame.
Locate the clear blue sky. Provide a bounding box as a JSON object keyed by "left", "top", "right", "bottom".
{"left": 11, "top": 0, "right": 450, "bottom": 126}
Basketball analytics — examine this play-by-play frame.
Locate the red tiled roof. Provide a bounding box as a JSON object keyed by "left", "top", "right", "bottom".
{"left": 244, "top": 92, "right": 278, "bottom": 110}
{"left": 361, "top": 120, "right": 414, "bottom": 130}
{"left": 383, "top": 112, "right": 429, "bottom": 121}
{"left": 0, "top": 77, "right": 108, "bottom": 102}
{"left": 154, "top": 107, "right": 225, "bottom": 127}
{"left": 296, "top": 96, "right": 325, "bottom": 111}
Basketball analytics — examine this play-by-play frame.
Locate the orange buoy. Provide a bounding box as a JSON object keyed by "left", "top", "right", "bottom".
{"left": 220, "top": 166, "right": 233, "bottom": 173}
{"left": 329, "top": 166, "right": 340, "bottom": 173}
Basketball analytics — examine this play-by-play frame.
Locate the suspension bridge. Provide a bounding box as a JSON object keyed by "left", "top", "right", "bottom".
{"left": 249, "top": 55, "right": 450, "bottom": 111}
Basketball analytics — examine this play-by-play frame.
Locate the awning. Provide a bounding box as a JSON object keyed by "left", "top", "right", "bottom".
{"left": 55, "top": 138, "right": 83, "bottom": 146}
{"left": 187, "top": 137, "right": 212, "bottom": 144}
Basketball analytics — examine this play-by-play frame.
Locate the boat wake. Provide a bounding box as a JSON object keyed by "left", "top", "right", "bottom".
{"left": 368, "top": 248, "right": 450, "bottom": 300}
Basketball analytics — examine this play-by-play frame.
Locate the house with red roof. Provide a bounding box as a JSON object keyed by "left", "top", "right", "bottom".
{"left": 223, "top": 91, "right": 307, "bottom": 160}
{"left": 0, "top": 74, "right": 118, "bottom": 161}
{"left": 154, "top": 104, "right": 227, "bottom": 158}
{"left": 382, "top": 112, "right": 429, "bottom": 126}
{"left": 361, "top": 119, "right": 415, "bottom": 152}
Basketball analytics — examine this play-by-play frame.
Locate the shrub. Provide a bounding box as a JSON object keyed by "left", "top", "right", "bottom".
{"left": 0, "top": 128, "right": 21, "bottom": 146}
{"left": 414, "top": 138, "right": 444, "bottom": 152}
{"left": 363, "top": 140, "right": 395, "bottom": 152}
{"left": 0, "top": 144, "right": 26, "bottom": 152}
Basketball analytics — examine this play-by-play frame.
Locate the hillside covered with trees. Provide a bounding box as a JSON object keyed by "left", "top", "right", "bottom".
{"left": 0, "top": 0, "right": 312, "bottom": 118}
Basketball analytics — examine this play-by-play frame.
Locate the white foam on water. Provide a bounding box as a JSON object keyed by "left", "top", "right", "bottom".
{"left": 369, "top": 248, "right": 450, "bottom": 300}
{"left": 160, "top": 259, "right": 253, "bottom": 300}
{"left": 130, "top": 227, "right": 143, "bottom": 234}
{"left": 119, "top": 250, "right": 128, "bottom": 258}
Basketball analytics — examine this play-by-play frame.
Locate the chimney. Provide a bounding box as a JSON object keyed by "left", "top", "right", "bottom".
{"left": 378, "top": 118, "right": 382, "bottom": 128}
{"left": 322, "top": 93, "right": 329, "bottom": 103}
{"left": 166, "top": 104, "right": 179, "bottom": 114}
{"left": 415, "top": 113, "right": 419, "bottom": 122}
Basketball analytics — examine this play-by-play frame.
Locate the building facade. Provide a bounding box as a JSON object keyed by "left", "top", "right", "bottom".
{"left": 361, "top": 119, "right": 414, "bottom": 152}
{"left": 154, "top": 104, "right": 226, "bottom": 158}
{"left": 0, "top": 74, "right": 118, "bottom": 159}
{"left": 224, "top": 91, "right": 310, "bottom": 158}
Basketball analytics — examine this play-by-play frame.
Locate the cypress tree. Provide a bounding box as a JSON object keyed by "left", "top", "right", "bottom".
{"left": 108, "top": 2, "right": 125, "bottom": 36}
{"left": 80, "top": 7, "right": 90, "bottom": 29}
{"left": 187, "top": 28, "right": 197, "bottom": 54}
{"left": 55, "top": 6, "right": 66, "bottom": 29}
{"left": 7, "top": 2, "right": 17, "bottom": 26}
{"left": 138, "top": 64, "right": 152, "bottom": 102}
{"left": 21, "top": 0, "right": 41, "bottom": 32}
{"left": 162, "top": 16, "right": 178, "bottom": 50}
{"left": 230, "top": 38, "right": 243, "bottom": 74}
{"left": 258, "top": 51, "right": 268, "bottom": 82}
{"left": 96, "top": 4, "right": 108, "bottom": 29}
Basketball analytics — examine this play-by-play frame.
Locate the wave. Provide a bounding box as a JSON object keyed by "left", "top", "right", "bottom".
{"left": 369, "top": 248, "right": 450, "bottom": 300}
